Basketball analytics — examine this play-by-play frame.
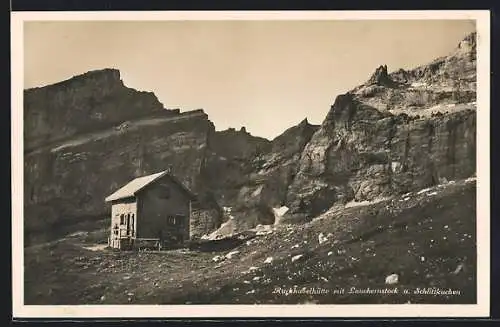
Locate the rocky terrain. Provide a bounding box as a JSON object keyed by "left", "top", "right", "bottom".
{"left": 23, "top": 31, "right": 478, "bottom": 304}
{"left": 25, "top": 177, "right": 477, "bottom": 304}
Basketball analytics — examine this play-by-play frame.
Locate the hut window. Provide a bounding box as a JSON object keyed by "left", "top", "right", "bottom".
{"left": 175, "top": 215, "right": 184, "bottom": 226}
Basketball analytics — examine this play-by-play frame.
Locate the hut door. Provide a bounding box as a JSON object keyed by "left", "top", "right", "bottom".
{"left": 130, "top": 214, "right": 135, "bottom": 236}
{"left": 126, "top": 214, "right": 131, "bottom": 236}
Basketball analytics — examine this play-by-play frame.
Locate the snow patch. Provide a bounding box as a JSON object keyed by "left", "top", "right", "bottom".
{"left": 273, "top": 206, "right": 289, "bottom": 217}
{"left": 252, "top": 185, "right": 264, "bottom": 197}
{"left": 264, "top": 257, "right": 273, "bottom": 264}
{"left": 212, "top": 255, "right": 225, "bottom": 262}
{"left": 391, "top": 161, "right": 401, "bottom": 172}
{"left": 417, "top": 187, "right": 433, "bottom": 195}
{"left": 273, "top": 206, "right": 289, "bottom": 225}
{"left": 82, "top": 244, "right": 107, "bottom": 252}
{"left": 411, "top": 82, "right": 428, "bottom": 88}
{"left": 252, "top": 224, "right": 274, "bottom": 236}
{"left": 345, "top": 197, "right": 391, "bottom": 208}
{"left": 465, "top": 176, "right": 476, "bottom": 183}
{"left": 68, "top": 231, "right": 89, "bottom": 238}
{"left": 426, "top": 104, "right": 443, "bottom": 112}
{"left": 318, "top": 233, "right": 328, "bottom": 245}
{"left": 205, "top": 218, "right": 237, "bottom": 240}
{"left": 225, "top": 251, "right": 240, "bottom": 259}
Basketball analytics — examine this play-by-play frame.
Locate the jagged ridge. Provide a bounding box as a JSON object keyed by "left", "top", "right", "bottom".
{"left": 282, "top": 32, "right": 477, "bottom": 221}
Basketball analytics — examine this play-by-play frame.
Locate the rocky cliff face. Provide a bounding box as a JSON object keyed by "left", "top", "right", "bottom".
{"left": 24, "top": 107, "right": 215, "bottom": 244}
{"left": 210, "top": 127, "right": 271, "bottom": 160}
{"left": 284, "top": 98, "right": 475, "bottom": 222}
{"left": 214, "top": 118, "right": 321, "bottom": 232}
{"left": 199, "top": 127, "right": 272, "bottom": 207}
{"left": 24, "top": 69, "right": 178, "bottom": 152}
{"left": 23, "top": 32, "right": 477, "bottom": 244}
{"left": 282, "top": 32, "right": 477, "bottom": 222}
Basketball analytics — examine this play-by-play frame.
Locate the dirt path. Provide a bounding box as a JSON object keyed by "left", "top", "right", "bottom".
{"left": 26, "top": 110, "right": 207, "bottom": 156}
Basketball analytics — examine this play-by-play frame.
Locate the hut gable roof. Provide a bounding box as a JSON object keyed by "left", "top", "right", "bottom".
{"left": 105, "top": 170, "right": 195, "bottom": 202}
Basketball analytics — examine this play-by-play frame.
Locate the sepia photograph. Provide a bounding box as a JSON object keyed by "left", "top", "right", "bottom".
{"left": 12, "top": 10, "right": 490, "bottom": 318}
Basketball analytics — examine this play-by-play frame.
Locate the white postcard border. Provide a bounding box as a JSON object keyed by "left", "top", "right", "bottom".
{"left": 11, "top": 10, "right": 491, "bottom": 318}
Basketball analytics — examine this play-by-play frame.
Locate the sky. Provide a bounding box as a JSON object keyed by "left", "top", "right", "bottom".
{"left": 24, "top": 19, "right": 475, "bottom": 140}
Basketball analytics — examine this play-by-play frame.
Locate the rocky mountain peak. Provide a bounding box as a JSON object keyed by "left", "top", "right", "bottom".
{"left": 80, "top": 68, "right": 121, "bottom": 80}
{"left": 298, "top": 118, "right": 310, "bottom": 126}
{"left": 367, "top": 64, "right": 396, "bottom": 87}
{"left": 37, "top": 68, "right": 125, "bottom": 91}
{"left": 458, "top": 32, "right": 477, "bottom": 52}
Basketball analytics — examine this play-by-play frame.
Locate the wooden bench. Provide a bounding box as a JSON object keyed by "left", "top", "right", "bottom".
{"left": 134, "top": 238, "right": 162, "bottom": 251}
